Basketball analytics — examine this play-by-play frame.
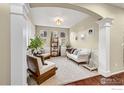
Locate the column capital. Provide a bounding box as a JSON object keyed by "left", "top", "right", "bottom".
{"left": 10, "top": 4, "right": 30, "bottom": 19}
{"left": 97, "top": 18, "right": 113, "bottom": 27}
{"left": 10, "top": 4, "right": 24, "bottom": 15}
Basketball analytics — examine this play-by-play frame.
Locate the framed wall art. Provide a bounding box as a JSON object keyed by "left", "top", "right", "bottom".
{"left": 40, "top": 31, "right": 47, "bottom": 37}
{"left": 60, "top": 32, "right": 66, "bottom": 38}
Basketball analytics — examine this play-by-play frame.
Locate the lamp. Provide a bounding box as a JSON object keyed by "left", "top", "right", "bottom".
{"left": 55, "top": 18, "right": 63, "bottom": 25}
{"left": 81, "top": 34, "right": 85, "bottom": 40}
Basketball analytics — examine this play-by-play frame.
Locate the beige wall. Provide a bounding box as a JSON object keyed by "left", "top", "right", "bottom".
{"left": 35, "top": 25, "right": 70, "bottom": 47}
{"left": 0, "top": 4, "right": 10, "bottom": 85}
{"left": 0, "top": 4, "right": 122, "bottom": 85}
{"left": 74, "top": 3, "right": 124, "bottom": 73}
{"left": 70, "top": 16, "right": 99, "bottom": 49}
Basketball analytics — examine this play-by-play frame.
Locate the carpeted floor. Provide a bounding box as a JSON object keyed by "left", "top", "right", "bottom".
{"left": 28, "top": 56, "right": 99, "bottom": 85}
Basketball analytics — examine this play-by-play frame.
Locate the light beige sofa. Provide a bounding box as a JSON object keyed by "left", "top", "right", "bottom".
{"left": 66, "top": 48, "right": 91, "bottom": 64}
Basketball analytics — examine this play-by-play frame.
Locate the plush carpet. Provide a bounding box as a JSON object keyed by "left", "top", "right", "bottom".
{"left": 28, "top": 56, "right": 99, "bottom": 85}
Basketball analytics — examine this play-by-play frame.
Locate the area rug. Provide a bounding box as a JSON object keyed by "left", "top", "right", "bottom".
{"left": 29, "top": 56, "right": 99, "bottom": 85}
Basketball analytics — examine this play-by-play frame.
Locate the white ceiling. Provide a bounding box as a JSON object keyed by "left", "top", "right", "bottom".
{"left": 31, "top": 7, "right": 90, "bottom": 28}
{"left": 110, "top": 3, "right": 124, "bottom": 9}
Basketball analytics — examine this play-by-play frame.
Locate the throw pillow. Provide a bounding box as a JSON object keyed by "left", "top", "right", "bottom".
{"left": 67, "top": 48, "right": 73, "bottom": 53}
{"left": 73, "top": 49, "right": 79, "bottom": 55}
{"left": 70, "top": 48, "right": 74, "bottom": 53}
{"left": 70, "top": 48, "right": 76, "bottom": 54}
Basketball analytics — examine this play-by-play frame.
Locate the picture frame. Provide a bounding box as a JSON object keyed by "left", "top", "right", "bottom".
{"left": 88, "top": 28, "right": 95, "bottom": 35}
{"left": 60, "top": 32, "right": 66, "bottom": 38}
{"left": 40, "top": 31, "right": 47, "bottom": 37}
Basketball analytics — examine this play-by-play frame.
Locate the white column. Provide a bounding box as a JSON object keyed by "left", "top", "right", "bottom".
{"left": 10, "top": 4, "right": 29, "bottom": 85}
{"left": 97, "top": 18, "right": 113, "bottom": 77}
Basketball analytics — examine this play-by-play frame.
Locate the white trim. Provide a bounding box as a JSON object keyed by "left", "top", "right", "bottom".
{"left": 10, "top": 12, "right": 23, "bottom": 16}
{"left": 97, "top": 18, "right": 113, "bottom": 78}
{"left": 111, "top": 69, "right": 124, "bottom": 76}
{"left": 10, "top": 4, "right": 24, "bottom": 15}
{"left": 99, "top": 69, "right": 124, "bottom": 77}
{"left": 99, "top": 67, "right": 124, "bottom": 77}
{"left": 10, "top": 3, "right": 30, "bottom": 85}
{"left": 97, "top": 18, "right": 113, "bottom": 27}
{"left": 10, "top": 3, "right": 30, "bottom": 20}
{"left": 98, "top": 69, "right": 111, "bottom": 77}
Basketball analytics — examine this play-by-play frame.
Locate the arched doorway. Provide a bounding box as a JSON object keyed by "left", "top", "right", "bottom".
{"left": 30, "top": 3, "right": 113, "bottom": 77}
{"left": 11, "top": 3, "right": 113, "bottom": 85}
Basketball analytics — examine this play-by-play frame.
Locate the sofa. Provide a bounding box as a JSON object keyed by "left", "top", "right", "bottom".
{"left": 66, "top": 48, "right": 91, "bottom": 64}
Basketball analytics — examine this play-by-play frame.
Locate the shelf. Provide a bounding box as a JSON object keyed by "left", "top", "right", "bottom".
{"left": 51, "top": 46, "right": 58, "bottom": 48}
{"left": 52, "top": 50, "right": 58, "bottom": 52}
{"left": 50, "top": 32, "right": 59, "bottom": 57}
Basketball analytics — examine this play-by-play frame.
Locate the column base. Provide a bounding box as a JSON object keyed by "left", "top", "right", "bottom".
{"left": 98, "top": 69, "right": 111, "bottom": 77}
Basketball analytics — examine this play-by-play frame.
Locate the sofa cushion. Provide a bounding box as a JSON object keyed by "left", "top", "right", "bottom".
{"left": 66, "top": 48, "right": 73, "bottom": 53}
{"left": 39, "top": 61, "right": 56, "bottom": 74}
{"left": 70, "top": 54, "right": 78, "bottom": 60}
{"left": 37, "top": 57, "right": 43, "bottom": 69}
{"left": 77, "top": 49, "right": 91, "bottom": 56}
{"left": 66, "top": 51, "right": 71, "bottom": 57}
{"left": 70, "top": 48, "right": 76, "bottom": 54}
{"left": 73, "top": 49, "right": 80, "bottom": 55}
{"left": 77, "top": 51, "right": 89, "bottom": 56}
{"left": 70, "top": 48, "right": 74, "bottom": 54}
{"left": 80, "top": 49, "right": 91, "bottom": 53}
{"left": 27, "top": 55, "right": 43, "bottom": 69}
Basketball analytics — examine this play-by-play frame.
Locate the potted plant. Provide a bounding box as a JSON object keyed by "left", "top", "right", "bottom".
{"left": 28, "top": 36, "right": 45, "bottom": 55}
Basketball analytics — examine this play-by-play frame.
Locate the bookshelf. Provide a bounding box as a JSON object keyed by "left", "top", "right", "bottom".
{"left": 50, "top": 32, "right": 59, "bottom": 57}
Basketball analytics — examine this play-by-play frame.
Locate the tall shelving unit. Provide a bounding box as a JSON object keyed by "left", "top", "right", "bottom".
{"left": 50, "top": 32, "right": 59, "bottom": 57}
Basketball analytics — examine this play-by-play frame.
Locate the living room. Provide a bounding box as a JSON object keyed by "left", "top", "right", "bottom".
{"left": 1, "top": 1, "right": 124, "bottom": 93}
{"left": 25, "top": 4, "right": 101, "bottom": 85}
{"left": 1, "top": 3, "right": 124, "bottom": 85}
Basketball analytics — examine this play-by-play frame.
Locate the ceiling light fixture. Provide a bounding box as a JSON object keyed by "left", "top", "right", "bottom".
{"left": 55, "top": 18, "right": 63, "bottom": 25}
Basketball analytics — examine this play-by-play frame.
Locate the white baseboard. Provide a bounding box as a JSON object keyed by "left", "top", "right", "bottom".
{"left": 98, "top": 69, "right": 124, "bottom": 77}
{"left": 111, "top": 69, "right": 124, "bottom": 76}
